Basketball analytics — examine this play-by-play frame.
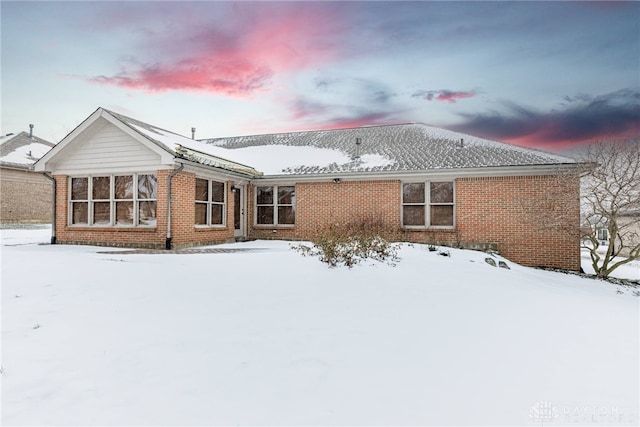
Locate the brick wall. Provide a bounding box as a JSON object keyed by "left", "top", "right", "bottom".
{"left": 54, "top": 173, "right": 166, "bottom": 248}
{"left": 0, "top": 167, "right": 53, "bottom": 222}
{"left": 247, "top": 174, "right": 581, "bottom": 271}
{"left": 248, "top": 180, "right": 400, "bottom": 240}
{"left": 50, "top": 169, "right": 581, "bottom": 270}
{"left": 54, "top": 170, "right": 234, "bottom": 249}
{"left": 165, "top": 171, "right": 235, "bottom": 248}
{"left": 455, "top": 174, "right": 581, "bottom": 270}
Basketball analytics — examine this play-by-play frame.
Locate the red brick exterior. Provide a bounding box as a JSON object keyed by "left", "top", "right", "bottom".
{"left": 52, "top": 169, "right": 581, "bottom": 271}
{"left": 53, "top": 170, "right": 235, "bottom": 249}
{"left": 248, "top": 180, "right": 400, "bottom": 241}
{"left": 455, "top": 175, "right": 581, "bottom": 270}
{"left": 163, "top": 171, "right": 235, "bottom": 247}
{"left": 246, "top": 174, "right": 581, "bottom": 271}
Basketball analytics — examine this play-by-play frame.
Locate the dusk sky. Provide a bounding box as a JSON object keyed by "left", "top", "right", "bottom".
{"left": 2, "top": 1, "right": 639, "bottom": 151}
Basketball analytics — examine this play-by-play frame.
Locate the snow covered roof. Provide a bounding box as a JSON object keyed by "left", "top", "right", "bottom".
{"left": 0, "top": 132, "right": 55, "bottom": 169}
{"left": 105, "top": 108, "right": 577, "bottom": 177}
{"left": 105, "top": 110, "right": 262, "bottom": 176}
{"left": 201, "top": 124, "right": 578, "bottom": 175}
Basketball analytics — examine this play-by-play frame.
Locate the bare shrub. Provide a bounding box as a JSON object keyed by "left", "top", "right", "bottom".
{"left": 292, "top": 218, "right": 401, "bottom": 268}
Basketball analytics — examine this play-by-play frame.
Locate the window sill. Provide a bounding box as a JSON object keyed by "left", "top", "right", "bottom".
{"left": 194, "top": 225, "right": 228, "bottom": 230}
{"left": 253, "top": 224, "right": 296, "bottom": 229}
{"left": 66, "top": 226, "right": 157, "bottom": 232}
{"left": 402, "top": 226, "right": 456, "bottom": 231}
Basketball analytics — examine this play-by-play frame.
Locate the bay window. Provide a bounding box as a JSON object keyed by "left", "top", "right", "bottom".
{"left": 402, "top": 181, "right": 454, "bottom": 227}
{"left": 69, "top": 174, "right": 157, "bottom": 226}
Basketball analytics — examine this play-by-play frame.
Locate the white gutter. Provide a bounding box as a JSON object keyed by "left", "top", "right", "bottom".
{"left": 174, "top": 157, "right": 259, "bottom": 180}
{"left": 253, "top": 162, "right": 586, "bottom": 184}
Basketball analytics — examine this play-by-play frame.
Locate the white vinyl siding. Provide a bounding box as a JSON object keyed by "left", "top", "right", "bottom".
{"left": 55, "top": 122, "right": 162, "bottom": 174}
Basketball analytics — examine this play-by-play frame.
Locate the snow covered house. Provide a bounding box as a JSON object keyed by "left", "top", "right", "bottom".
{"left": 1, "top": 129, "right": 55, "bottom": 222}
{"left": 34, "top": 107, "right": 583, "bottom": 270}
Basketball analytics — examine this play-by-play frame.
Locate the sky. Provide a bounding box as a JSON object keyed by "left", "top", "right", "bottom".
{"left": 1, "top": 1, "right": 639, "bottom": 152}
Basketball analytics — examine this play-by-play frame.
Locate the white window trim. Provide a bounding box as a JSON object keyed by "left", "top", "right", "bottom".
{"left": 254, "top": 185, "right": 296, "bottom": 227}
{"left": 195, "top": 178, "right": 227, "bottom": 228}
{"left": 68, "top": 173, "right": 157, "bottom": 227}
{"left": 401, "top": 181, "right": 456, "bottom": 229}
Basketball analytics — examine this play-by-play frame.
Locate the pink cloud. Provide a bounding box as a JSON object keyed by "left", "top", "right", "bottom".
{"left": 91, "top": 60, "right": 273, "bottom": 96}
{"left": 412, "top": 89, "right": 476, "bottom": 103}
{"left": 435, "top": 90, "right": 476, "bottom": 103}
{"left": 504, "top": 125, "right": 640, "bottom": 151}
{"left": 89, "top": 3, "right": 345, "bottom": 97}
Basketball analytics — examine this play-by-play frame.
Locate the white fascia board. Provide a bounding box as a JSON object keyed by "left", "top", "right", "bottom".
{"left": 0, "top": 162, "right": 31, "bottom": 172}
{"left": 55, "top": 165, "right": 176, "bottom": 176}
{"left": 100, "top": 110, "right": 175, "bottom": 165}
{"left": 33, "top": 108, "right": 176, "bottom": 172}
{"left": 33, "top": 108, "right": 104, "bottom": 171}
{"left": 253, "top": 163, "right": 585, "bottom": 184}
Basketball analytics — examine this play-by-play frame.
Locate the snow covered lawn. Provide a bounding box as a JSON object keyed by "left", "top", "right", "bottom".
{"left": 1, "top": 226, "right": 638, "bottom": 425}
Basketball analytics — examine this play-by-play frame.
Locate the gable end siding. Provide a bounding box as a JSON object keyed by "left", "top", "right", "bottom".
{"left": 54, "top": 122, "right": 163, "bottom": 174}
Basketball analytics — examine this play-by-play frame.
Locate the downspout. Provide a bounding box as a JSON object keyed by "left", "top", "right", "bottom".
{"left": 42, "top": 173, "right": 56, "bottom": 244}
{"left": 166, "top": 162, "right": 185, "bottom": 249}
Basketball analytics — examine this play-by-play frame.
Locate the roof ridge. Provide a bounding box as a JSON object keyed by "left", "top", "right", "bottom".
{"left": 200, "top": 122, "right": 427, "bottom": 142}
{"left": 0, "top": 131, "right": 25, "bottom": 146}
{"left": 101, "top": 107, "right": 191, "bottom": 140}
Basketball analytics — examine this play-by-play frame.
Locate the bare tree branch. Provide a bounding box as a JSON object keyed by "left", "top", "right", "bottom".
{"left": 579, "top": 137, "right": 640, "bottom": 277}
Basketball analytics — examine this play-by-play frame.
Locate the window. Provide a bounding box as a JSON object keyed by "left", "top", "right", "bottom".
{"left": 402, "top": 181, "right": 454, "bottom": 227}
{"left": 256, "top": 185, "right": 295, "bottom": 225}
{"left": 92, "top": 176, "right": 110, "bottom": 225}
{"left": 69, "top": 174, "right": 157, "bottom": 226}
{"left": 71, "top": 177, "right": 89, "bottom": 225}
{"left": 195, "top": 178, "right": 226, "bottom": 226}
{"left": 597, "top": 228, "right": 608, "bottom": 242}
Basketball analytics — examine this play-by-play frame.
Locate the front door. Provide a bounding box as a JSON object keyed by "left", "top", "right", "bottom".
{"left": 234, "top": 185, "right": 246, "bottom": 239}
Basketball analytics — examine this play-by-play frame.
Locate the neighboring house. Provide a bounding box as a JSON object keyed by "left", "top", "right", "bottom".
{"left": 34, "top": 107, "right": 583, "bottom": 270}
{"left": 1, "top": 129, "right": 55, "bottom": 222}
{"left": 618, "top": 211, "right": 640, "bottom": 257}
{"left": 590, "top": 212, "right": 640, "bottom": 258}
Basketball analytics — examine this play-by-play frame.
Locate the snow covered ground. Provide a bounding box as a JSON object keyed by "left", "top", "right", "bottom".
{"left": 1, "top": 226, "right": 638, "bottom": 426}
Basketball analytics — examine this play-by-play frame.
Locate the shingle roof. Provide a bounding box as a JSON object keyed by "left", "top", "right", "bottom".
{"left": 0, "top": 131, "right": 55, "bottom": 169}
{"left": 201, "top": 123, "right": 576, "bottom": 174}
{"left": 104, "top": 108, "right": 577, "bottom": 176}
{"left": 104, "top": 109, "right": 261, "bottom": 176}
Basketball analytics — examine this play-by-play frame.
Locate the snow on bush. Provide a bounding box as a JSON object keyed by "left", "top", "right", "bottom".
{"left": 292, "top": 220, "right": 401, "bottom": 268}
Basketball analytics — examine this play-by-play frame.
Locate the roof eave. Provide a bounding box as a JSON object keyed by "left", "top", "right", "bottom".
{"left": 0, "top": 161, "right": 32, "bottom": 171}
{"left": 174, "top": 157, "right": 261, "bottom": 180}
{"left": 253, "top": 162, "right": 585, "bottom": 183}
